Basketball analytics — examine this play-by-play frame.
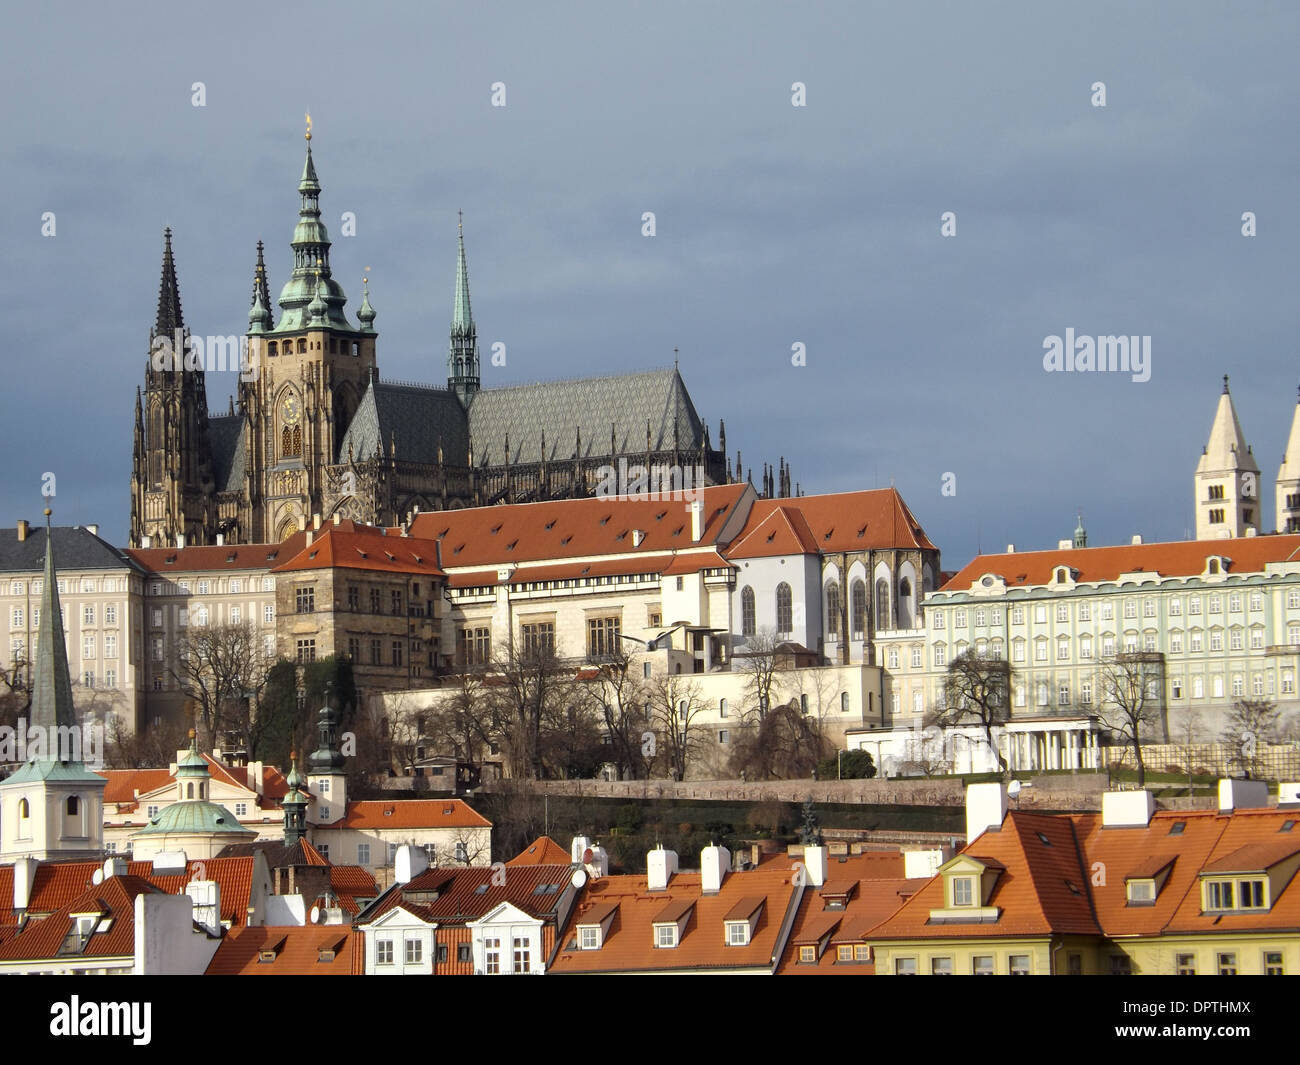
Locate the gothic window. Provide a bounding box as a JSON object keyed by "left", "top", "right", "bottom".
{"left": 741, "top": 586, "right": 756, "bottom": 636}
{"left": 851, "top": 580, "right": 867, "bottom": 639}
{"left": 776, "top": 583, "right": 793, "bottom": 636}
{"left": 825, "top": 582, "right": 841, "bottom": 639}
{"left": 876, "top": 579, "right": 890, "bottom": 629}
{"left": 282, "top": 425, "right": 302, "bottom": 458}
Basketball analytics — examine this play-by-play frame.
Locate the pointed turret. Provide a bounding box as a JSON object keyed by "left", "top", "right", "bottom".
{"left": 248, "top": 268, "right": 271, "bottom": 334}
{"left": 1276, "top": 386, "right": 1300, "bottom": 533}
{"left": 1073, "top": 512, "right": 1087, "bottom": 548}
{"left": 448, "top": 210, "right": 480, "bottom": 404}
{"left": 29, "top": 514, "right": 77, "bottom": 740}
{"left": 155, "top": 227, "right": 184, "bottom": 337}
{"left": 282, "top": 753, "right": 310, "bottom": 846}
{"left": 254, "top": 239, "right": 274, "bottom": 329}
{"left": 306, "top": 694, "right": 347, "bottom": 823}
{"left": 357, "top": 275, "right": 376, "bottom": 332}
{"left": 1195, "top": 375, "right": 1260, "bottom": 539}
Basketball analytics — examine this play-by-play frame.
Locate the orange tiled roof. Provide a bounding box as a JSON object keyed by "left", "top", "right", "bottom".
{"left": 320, "top": 799, "right": 491, "bottom": 830}
{"left": 550, "top": 865, "right": 799, "bottom": 974}
{"left": 942, "top": 533, "right": 1300, "bottom": 591}
{"left": 408, "top": 484, "right": 751, "bottom": 568}
{"left": 205, "top": 925, "right": 362, "bottom": 975}
{"left": 728, "top": 489, "right": 937, "bottom": 556}
{"left": 99, "top": 768, "right": 175, "bottom": 805}
{"left": 364, "top": 863, "right": 574, "bottom": 927}
{"left": 0, "top": 875, "right": 164, "bottom": 963}
{"left": 273, "top": 525, "right": 445, "bottom": 576}
{"left": 125, "top": 526, "right": 324, "bottom": 573}
{"left": 726, "top": 505, "right": 821, "bottom": 558}
{"left": 508, "top": 836, "right": 573, "bottom": 866}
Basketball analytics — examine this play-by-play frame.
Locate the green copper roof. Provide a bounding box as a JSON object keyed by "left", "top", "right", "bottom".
{"left": 357, "top": 278, "right": 376, "bottom": 332}
{"left": 452, "top": 222, "right": 474, "bottom": 337}
{"left": 29, "top": 516, "right": 77, "bottom": 741}
{"left": 135, "top": 799, "right": 256, "bottom": 838}
{"left": 4, "top": 758, "right": 106, "bottom": 786}
{"left": 271, "top": 137, "right": 355, "bottom": 334}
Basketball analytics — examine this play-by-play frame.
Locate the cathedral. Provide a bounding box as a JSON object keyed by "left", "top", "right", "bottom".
{"left": 129, "top": 127, "right": 792, "bottom": 548}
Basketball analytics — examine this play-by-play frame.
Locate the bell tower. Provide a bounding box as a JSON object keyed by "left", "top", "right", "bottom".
{"left": 1194, "top": 376, "right": 1260, "bottom": 540}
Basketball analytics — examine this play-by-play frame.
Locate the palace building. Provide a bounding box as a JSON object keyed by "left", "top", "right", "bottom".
{"left": 128, "top": 125, "right": 783, "bottom": 550}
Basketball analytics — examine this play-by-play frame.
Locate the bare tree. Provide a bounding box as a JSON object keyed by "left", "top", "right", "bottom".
{"left": 736, "top": 627, "right": 782, "bottom": 721}
{"left": 586, "top": 648, "right": 652, "bottom": 780}
{"left": 170, "top": 622, "right": 274, "bottom": 752}
{"left": 488, "top": 639, "right": 576, "bottom": 779}
{"left": 1222, "top": 698, "right": 1282, "bottom": 780}
{"left": 935, "top": 651, "right": 1013, "bottom": 779}
{"left": 104, "top": 714, "right": 189, "bottom": 770}
{"left": 1096, "top": 653, "right": 1165, "bottom": 788}
{"left": 1172, "top": 710, "right": 1203, "bottom": 797}
{"left": 900, "top": 721, "right": 953, "bottom": 777}
{"left": 0, "top": 652, "right": 30, "bottom": 735}
{"left": 646, "top": 672, "right": 708, "bottom": 781}
{"left": 729, "top": 701, "right": 832, "bottom": 780}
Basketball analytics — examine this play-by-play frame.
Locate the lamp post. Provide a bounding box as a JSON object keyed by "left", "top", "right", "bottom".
{"left": 838, "top": 748, "right": 844, "bottom": 780}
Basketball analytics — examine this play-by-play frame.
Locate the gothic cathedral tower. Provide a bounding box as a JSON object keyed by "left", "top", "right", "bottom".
{"left": 448, "top": 213, "right": 479, "bottom": 405}
{"left": 129, "top": 228, "right": 217, "bottom": 548}
{"left": 238, "top": 125, "right": 378, "bottom": 542}
{"left": 1194, "top": 375, "right": 1260, "bottom": 540}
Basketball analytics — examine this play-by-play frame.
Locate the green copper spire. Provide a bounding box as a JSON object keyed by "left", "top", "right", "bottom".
{"left": 282, "top": 751, "right": 310, "bottom": 845}
{"left": 271, "top": 124, "right": 353, "bottom": 333}
{"left": 30, "top": 511, "right": 76, "bottom": 741}
{"left": 248, "top": 267, "right": 271, "bottom": 333}
{"left": 357, "top": 276, "right": 376, "bottom": 333}
{"left": 253, "top": 239, "right": 274, "bottom": 330}
{"left": 448, "top": 211, "right": 479, "bottom": 405}
{"left": 1073, "top": 512, "right": 1088, "bottom": 549}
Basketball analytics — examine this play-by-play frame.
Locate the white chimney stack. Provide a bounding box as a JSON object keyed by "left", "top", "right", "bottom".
{"left": 1005, "top": 544, "right": 1015, "bottom": 553}
{"left": 395, "top": 844, "right": 429, "bottom": 885}
{"left": 571, "top": 836, "right": 592, "bottom": 863}
{"left": 1278, "top": 783, "right": 1300, "bottom": 807}
{"left": 803, "top": 844, "right": 828, "bottom": 887}
{"left": 102, "top": 856, "right": 128, "bottom": 880}
{"left": 646, "top": 845, "right": 678, "bottom": 891}
{"left": 86, "top": 524, "right": 99, "bottom": 537}
{"left": 176, "top": 533, "right": 186, "bottom": 549}
{"left": 1131, "top": 534, "right": 1143, "bottom": 545}
{"left": 1102, "top": 790, "right": 1155, "bottom": 827}
{"left": 185, "top": 879, "right": 222, "bottom": 937}
{"left": 1219, "top": 778, "right": 1270, "bottom": 813}
{"left": 215, "top": 532, "right": 224, "bottom": 546}
{"left": 12, "top": 857, "right": 37, "bottom": 912}
{"left": 700, "top": 844, "right": 731, "bottom": 893}
{"left": 966, "top": 782, "right": 1008, "bottom": 844}
{"left": 585, "top": 842, "right": 609, "bottom": 878}
{"left": 690, "top": 499, "right": 703, "bottom": 542}
{"left": 141, "top": 534, "right": 152, "bottom": 548}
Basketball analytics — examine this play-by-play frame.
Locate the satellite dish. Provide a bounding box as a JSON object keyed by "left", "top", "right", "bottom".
{"left": 571, "top": 868, "right": 588, "bottom": 889}
{"left": 91, "top": 869, "right": 104, "bottom": 885}
{"left": 1008, "top": 780, "right": 1022, "bottom": 798}
{"left": 309, "top": 905, "right": 322, "bottom": 924}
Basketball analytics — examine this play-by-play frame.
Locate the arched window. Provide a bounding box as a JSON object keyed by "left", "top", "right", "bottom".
{"left": 741, "top": 586, "right": 756, "bottom": 636}
{"left": 825, "top": 582, "right": 841, "bottom": 639}
{"left": 268, "top": 341, "right": 277, "bottom": 356}
{"left": 297, "top": 338, "right": 307, "bottom": 353}
{"left": 66, "top": 796, "right": 79, "bottom": 816}
{"left": 283, "top": 425, "right": 302, "bottom": 458}
{"left": 18, "top": 798, "right": 29, "bottom": 818}
{"left": 199, "top": 783, "right": 205, "bottom": 799}
{"left": 876, "top": 579, "right": 890, "bottom": 629}
{"left": 776, "top": 583, "right": 793, "bottom": 635}
{"left": 186, "top": 783, "right": 194, "bottom": 799}
{"left": 840, "top": 691, "right": 850, "bottom": 712}
{"left": 851, "top": 580, "right": 867, "bottom": 639}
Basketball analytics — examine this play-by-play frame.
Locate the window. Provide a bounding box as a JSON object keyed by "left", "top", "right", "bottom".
{"left": 1058, "top": 682, "right": 1070, "bottom": 706}
{"left": 1079, "top": 635, "right": 1093, "bottom": 660}
{"left": 932, "top": 612, "right": 945, "bottom": 630}
{"left": 1285, "top": 670, "right": 1296, "bottom": 695}
{"left": 726, "top": 922, "right": 750, "bottom": 946}
{"left": 83, "top": 636, "right": 95, "bottom": 659}
{"left": 1218, "top": 952, "right": 1237, "bottom": 976}
{"left": 1250, "top": 592, "right": 1262, "bottom": 611}
{"left": 1190, "top": 630, "right": 1203, "bottom": 653}
{"left": 1251, "top": 628, "right": 1264, "bottom": 649}
{"left": 1034, "top": 638, "right": 1047, "bottom": 662}
{"left": 894, "top": 957, "right": 917, "bottom": 975}
{"left": 930, "top": 956, "right": 953, "bottom": 975}
{"left": 579, "top": 926, "right": 601, "bottom": 950}
{"left": 150, "top": 638, "right": 164, "bottom": 663}
{"left": 370, "top": 588, "right": 382, "bottom": 613}
{"left": 1190, "top": 596, "right": 1202, "bottom": 615}
{"left": 851, "top": 581, "right": 866, "bottom": 638}
{"left": 911, "top": 646, "right": 922, "bottom": 668}
{"left": 230, "top": 606, "right": 241, "bottom": 625}
{"left": 405, "top": 939, "right": 423, "bottom": 964}
{"left": 234, "top": 803, "right": 247, "bottom": 817}
{"left": 587, "top": 616, "right": 620, "bottom": 658}
{"left": 952, "top": 876, "right": 974, "bottom": 907}
{"left": 82, "top": 605, "right": 95, "bottom": 625}
{"left": 521, "top": 621, "right": 555, "bottom": 659}
{"left": 1228, "top": 594, "right": 1241, "bottom": 613}
{"left": 1192, "top": 676, "right": 1204, "bottom": 698}
{"left": 1211, "top": 630, "right": 1223, "bottom": 652}
{"left": 1009, "top": 954, "right": 1030, "bottom": 975}
{"left": 741, "top": 586, "right": 755, "bottom": 636}
{"left": 1265, "top": 951, "right": 1284, "bottom": 976}
{"left": 1012, "top": 639, "right": 1025, "bottom": 663}
{"left": 771, "top": 582, "right": 793, "bottom": 635}
{"left": 1176, "top": 953, "right": 1196, "bottom": 975}
{"left": 1011, "top": 606, "right": 1024, "bottom": 625}
{"left": 356, "top": 843, "right": 370, "bottom": 865}
{"left": 1232, "top": 674, "right": 1244, "bottom": 697}
{"left": 1100, "top": 603, "right": 1113, "bottom": 621}
{"left": 1171, "top": 631, "right": 1184, "bottom": 653}
{"left": 954, "top": 609, "right": 967, "bottom": 628}
{"left": 1067, "top": 954, "right": 1083, "bottom": 976}
{"left": 104, "top": 669, "right": 116, "bottom": 688}
{"left": 371, "top": 639, "right": 383, "bottom": 665}
{"left": 1080, "top": 679, "right": 1092, "bottom": 705}
{"left": 392, "top": 641, "right": 403, "bottom": 667}
{"left": 972, "top": 955, "right": 994, "bottom": 976}
{"left": 1230, "top": 628, "right": 1243, "bottom": 650}
{"left": 146, "top": 805, "right": 159, "bottom": 819}
{"left": 655, "top": 925, "right": 678, "bottom": 949}
{"left": 376, "top": 940, "right": 394, "bottom": 965}
{"left": 1056, "top": 603, "right": 1069, "bottom": 623}
{"left": 295, "top": 586, "right": 315, "bottom": 613}
{"left": 1057, "top": 637, "right": 1070, "bottom": 661}
{"left": 264, "top": 604, "right": 275, "bottom": 624}
{"left": 798, "top": 945, "right": 816, "bottom": 963}
{"left": 933, "top": 644, "right": 946, "bottom": 667}
{"left": 1110, "top": 955, "right": 1133, "bottom": 975}
{"left": 296, "top": 639, "right": 316, "bottom": 663}
{"left": 458, "top": 627, "right": 491, "bottom": 666}
{"left": 887, "top": 648, "right": 899, "bottom": 669}
{"left": 825, "top": 582, "right": 841, "bottom": 639}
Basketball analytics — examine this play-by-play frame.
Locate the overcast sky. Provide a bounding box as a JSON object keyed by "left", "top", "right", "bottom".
{"left": 3, "top": 1, "right": 1298, "bottom": 569}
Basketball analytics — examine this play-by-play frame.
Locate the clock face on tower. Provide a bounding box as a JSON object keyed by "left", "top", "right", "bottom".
{"left": 281, "top": 393, "right": 301, "bottom": 426}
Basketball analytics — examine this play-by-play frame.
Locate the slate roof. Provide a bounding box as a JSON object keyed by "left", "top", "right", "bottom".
{"left": 337, "top": 382, "right": 470, "bottom": 466}
{"left": 467, "top": 368, "right": 704, "bottom": 468}
{"left": 0, "top": 526, "right": 139, "bottom": 574}
{"left": 207, "top": 414, "right": 246, "bottom": 493}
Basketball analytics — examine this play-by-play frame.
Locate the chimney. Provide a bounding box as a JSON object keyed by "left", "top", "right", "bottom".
{"left": 395, "top": 844, "right": 429, "bottom": 885}
{"left": 966, "top": 782, "right": 1008, "bottom": 844}
{"left": 585, "top": 842, "right": 609, "bottom": 878}
{"left": 632, "top": 529, "right": 645, "bottom": 547}
{"left": 1057, "top": 539, "right": 1071, "bottom": 550}
{"left": 313, "top": 514, "right": 321, "bottom": 530}
{"left": 176, "top": 533, "right": 186, "bottom": 549}
{"left": 571, "top": 836, "right": 591, "bottom": 863}
{"left": 248, "top": 761, "right": 264, "bottom": 797}
{"left": 700, "top": 844, "right": 731, "bottom": 893}
{"left": 306, "top": 530, "right": 314, "bottom": 547}
{"left": 1278, "top": 782, "right": 1300, "bottom": 808}
{"left": 1005, "top": 544, "right": 1015, "bottom": 553}
{"left": 141, "top": 534, "right": 152, "bottom": 548}
{"left": 646, "top": 845, "right": 678, "bottom": 891}
{"left": 215, "top": 532, "right": 224, "bottom": 546}
{"left": 16, "top": 520, "right": 28, "bottom": 542}
{"left": 690, "top": 499, "right": 703, "bottom": 542}
{"left": 12, "top": 857, "right": 38, "bottom": 911}
{"left": 1218, "top": 778, "right": 1270, "bottom": 813}
{"left": 1246, "top": 527, "right": 1258, "bottom": 537}
{"left": 1101, "top": 789, "right": 1155, "bottom": 827}
{"left": 102, "top": 856, "right": 128, "bottom": 880}
{"left": 151, "top": 852, "right": 187, "bottom": 874}
{"left": 1131, "top": 534, "right": 1143, "bottom": 545}
{"left": 85, "top": 524, "right": 99, "bottom": 537}
{"left": 802, "top": 844, "right": 828, "bottom": 887}
{"left": 903, "top": 847, "right": 949, "bottom": 879}
{"left": 186, "top": 879, "right": 222, "bottom": 937}
{"left": 333, "top": 512, "right": 341, "bottom": 525}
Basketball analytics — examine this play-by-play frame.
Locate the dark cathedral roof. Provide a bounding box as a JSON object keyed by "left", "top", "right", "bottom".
{"left": 337, "top": 382, "right": 471, "bottom": 466}
{"left": 0, "top": 525, "right": 140, "bottom": 573}
{"left": 467, "top": 367, "right": 704, "bottom": 467}
{"left": 208, "top": 414, "right": 246, "bottom": 493}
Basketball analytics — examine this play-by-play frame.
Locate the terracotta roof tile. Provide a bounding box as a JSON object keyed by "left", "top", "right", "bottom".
{"left": 507, "top": 836, "right": 573, "bottom": 866}
{"left": 729, "top": 489, "right": 937, "bottom": 556}
{"left": 204, "top": 925, "right": 362, "bottom": 975}
{"left": 320, "top": 799, "right": 491, "bottom": 830}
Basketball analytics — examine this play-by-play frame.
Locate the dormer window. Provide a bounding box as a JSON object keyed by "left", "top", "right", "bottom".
{"left": 654, "top": 924, "right": 678, "bottom": 949}
{"left": 1204, "top": 878, "right": 1266, "bottom": 912}
{"left": 579, "top": 926, "right": 602, "bottom": 950}
{"left": 725, "top": 921, "right": 750, "bottom": 946}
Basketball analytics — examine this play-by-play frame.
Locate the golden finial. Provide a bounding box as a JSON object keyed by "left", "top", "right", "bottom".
{"left": 188, "top": 728, "right": 196, "bottom": 740}
{"left": 43, "top": 507, "right": 52, "bottom": 518}
{"left": 305, "top": 113, "right": 312, "bottom": 141}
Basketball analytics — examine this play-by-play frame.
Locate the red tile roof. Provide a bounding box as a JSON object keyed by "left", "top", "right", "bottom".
{"left": 205, "top": 925, "right": 362, "bottom": 975}
{"left": 319, "top": 799, "right": 491, "bottom": 830}
{"left": 273, "top": 525, "right": 445, "bottom": 576}
{"left": 508, "top": 836, "right": 573, "bottom": 866}
{"left": 408, "top": 484, "right": 751, "bottom": 568}
{"left": 365, "top": 863, "right": 574, "bottom": 927}
{"left": 125, "top": 526, "right": 324, "bottom": 573}
{"left": 943, "top": 534, "right": 1300, "bottom": 591}
{"left": 729, "top": 489, "right": 937, "bottom": 556}
{"left": 726, "top": 505, "right": 821, "bottom": 558}
{"left": 0, "top": 875, "right": 163, "bottom": 963}
{"left": 100, "top": 768, "right": 175, "bottom": 805}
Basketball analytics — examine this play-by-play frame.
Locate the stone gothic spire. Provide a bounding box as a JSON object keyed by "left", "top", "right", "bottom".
{"left": 253, "top": 239, "right": 274, "bottom": 329}
{"left": 1194, "top": 375, "right": 1261, "bottom": 540}
{"left": 155, "top": 226, "right": 184, "bottom": 336}
{"left": 1276, "top": 385, "right": 1300, "bottom": 533}
{"left": 448, "top": 210, "right": 480, "bottom": 405}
